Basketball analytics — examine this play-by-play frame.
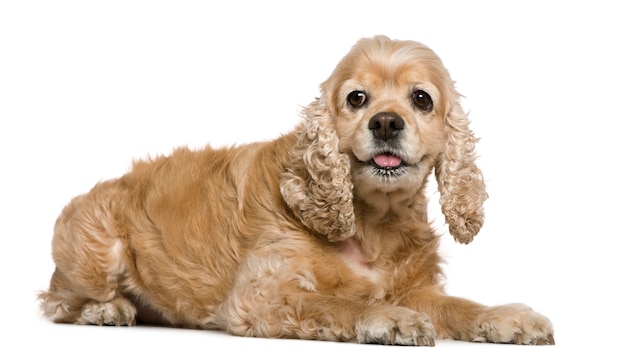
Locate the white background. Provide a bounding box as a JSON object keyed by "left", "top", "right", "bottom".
{"left": 1, "top": 1, "right": 624, "bottom": 361}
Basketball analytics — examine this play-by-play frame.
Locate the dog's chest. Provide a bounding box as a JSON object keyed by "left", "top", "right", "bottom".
{"left": 337, "top": 237, "right": 383, "bottom": 283}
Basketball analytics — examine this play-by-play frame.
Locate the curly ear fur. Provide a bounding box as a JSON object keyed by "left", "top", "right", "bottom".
{"left": 435, "top": 98, "right": 488, "bottom": 244}
{"left": 280, "top": 99, "right": 356, "bottom": 242}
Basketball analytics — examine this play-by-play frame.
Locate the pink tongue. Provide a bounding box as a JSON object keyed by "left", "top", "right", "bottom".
{"left": 373, "top": 154, "right": 402, "bottom": 168}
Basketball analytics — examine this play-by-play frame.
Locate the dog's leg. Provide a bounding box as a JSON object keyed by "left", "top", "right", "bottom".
{"left": 39, "top": 184, "right": 137, "bottom": 326}
{"left": 400, "top": 289, "right": 555, "bottom": 344}
{"left": 216, "top": 251, "right": 435, "bottom": 345}
{"left": 219, "top": 292, "right": 436, "bottom": 345}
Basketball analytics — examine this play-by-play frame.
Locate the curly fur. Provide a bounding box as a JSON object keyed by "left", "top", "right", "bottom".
{"left": 280, "top": 99, "right": 355, "bottom": 242}
{"left": 38, "top": 35, "right": 553, "bottom": 346}
{"left": 436, "top": 98, "right": 488, "bottom": 243}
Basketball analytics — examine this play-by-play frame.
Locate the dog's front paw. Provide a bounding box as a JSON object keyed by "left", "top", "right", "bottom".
{"left": 77, "top": 297, "right": 137, "bottom": 326}
{"left": 356, "top": 306, "right": 436, "bottom": 346}
{"left": 471, "top": 303, "right": 555, "bottom": 345}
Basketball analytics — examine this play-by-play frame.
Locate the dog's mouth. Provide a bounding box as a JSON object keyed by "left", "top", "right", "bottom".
{"left": 367, "top": 152, "right": 408, "bottom": 178}
{"left": 371, "top": 153, "right": 403, "bottom": 168}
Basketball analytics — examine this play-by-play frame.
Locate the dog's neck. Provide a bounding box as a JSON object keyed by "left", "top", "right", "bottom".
{"left": 350, "top": 160, "right": 435, "bottom": 223}
{"left": 353, "top": 186, "right": 429, "bottom": 223}
{"left": 349, "top": 186, "right": 430, "bottom": 262}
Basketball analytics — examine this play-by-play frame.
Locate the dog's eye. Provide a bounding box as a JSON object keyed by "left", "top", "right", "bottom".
{"left": 347, "top": 91, "right": 368, "bottom": 108}
{"left": 412, "top": 90, "right": 433, "bottom": 112}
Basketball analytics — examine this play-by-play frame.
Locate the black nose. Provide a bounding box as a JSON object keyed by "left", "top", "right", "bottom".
{"left": 368, "top": 112, "right": 405, "bottom": 141}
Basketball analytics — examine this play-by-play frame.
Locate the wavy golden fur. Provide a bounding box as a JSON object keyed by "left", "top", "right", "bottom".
{"left": 39, "top": 36, "right": 554, "bottom": 345}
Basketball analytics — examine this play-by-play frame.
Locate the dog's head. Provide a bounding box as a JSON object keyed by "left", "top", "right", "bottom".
{"left": 281, "top": 35, "right": 487, "bottom": 244}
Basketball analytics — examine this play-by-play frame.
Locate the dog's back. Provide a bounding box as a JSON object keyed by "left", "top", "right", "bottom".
{"left": 39, "top": 134, "right": 297, "bottom": 327}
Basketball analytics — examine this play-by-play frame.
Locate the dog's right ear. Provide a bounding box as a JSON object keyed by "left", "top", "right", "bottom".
{"left": 280, "top": 99, "right": 356, "bottom": 242}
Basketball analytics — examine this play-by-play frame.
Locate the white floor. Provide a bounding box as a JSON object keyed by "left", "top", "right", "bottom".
{"left": 19, "top": 309, "right": 568, "bottom": 363}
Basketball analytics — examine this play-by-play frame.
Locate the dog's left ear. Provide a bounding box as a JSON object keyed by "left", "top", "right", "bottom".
{"left": 435, "top": 95, "right": 488, "bottom": 244}
{"left": 280, "top": 98, "right": 356, "bottom": 242}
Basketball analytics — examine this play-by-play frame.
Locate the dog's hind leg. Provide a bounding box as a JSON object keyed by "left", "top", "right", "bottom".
{"left": 38, "top": 181, "right": 137, "bottom": 326}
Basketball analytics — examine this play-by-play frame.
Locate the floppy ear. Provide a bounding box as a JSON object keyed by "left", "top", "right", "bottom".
{"left": 280, "top": 98, "right": 356, "bottom": 242}
{"left": 435, "top": 97, "right": 488, "bottom": 244}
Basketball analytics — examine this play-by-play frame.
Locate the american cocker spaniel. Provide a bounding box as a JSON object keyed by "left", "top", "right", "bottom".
{"left": 39, "top": 35, "right": 554, "bottom": 346}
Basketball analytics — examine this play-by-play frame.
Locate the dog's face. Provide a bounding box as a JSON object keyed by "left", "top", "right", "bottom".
{"left": 284, "top": 36, "right": 485, "bottom": 243}
{"left": 322, "top": 38, "right": 452, "bottom": 197}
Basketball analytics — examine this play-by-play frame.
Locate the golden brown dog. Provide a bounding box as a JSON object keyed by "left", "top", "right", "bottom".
{"left": 39, "top": 35, "right": 554, "bottom": 346}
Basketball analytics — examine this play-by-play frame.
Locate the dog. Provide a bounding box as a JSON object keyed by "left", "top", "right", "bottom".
{"left": 39, "top": 35, "right": 554, "bottom": 346}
